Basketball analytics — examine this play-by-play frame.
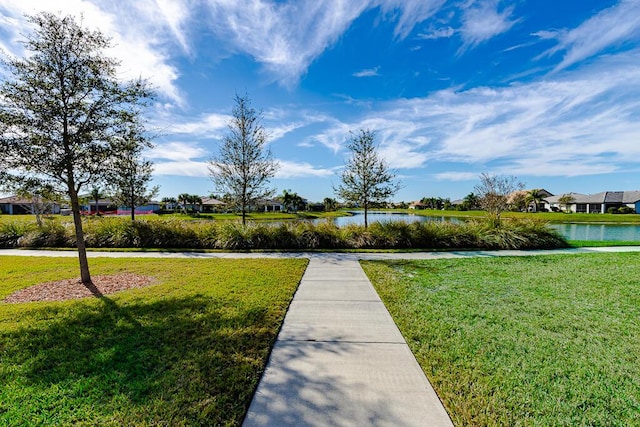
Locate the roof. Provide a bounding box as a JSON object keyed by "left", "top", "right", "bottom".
{"left": 201, "top": 197, "right": 226, "bottom": 205}
{"left": 545, "top": 191, "right": 640, "bottom": 204}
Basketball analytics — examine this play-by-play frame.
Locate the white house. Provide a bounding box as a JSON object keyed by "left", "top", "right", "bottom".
{"left": 544, "top": 191, "right": 640, "bottom": 214}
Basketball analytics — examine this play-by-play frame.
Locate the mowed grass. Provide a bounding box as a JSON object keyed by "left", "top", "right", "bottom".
{"left": 0, "top": 256, "right": 307, "bottom": 426}
{"left": 362, "top": 253, "right": 640, "bottom": 426}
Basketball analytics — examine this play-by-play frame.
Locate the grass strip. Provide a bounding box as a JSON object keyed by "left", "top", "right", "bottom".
{"left": 0, "top": 256, "right": 307, "bottom": 426}
{"left": 362, "top": 253, "right": 640, "bottom": 426}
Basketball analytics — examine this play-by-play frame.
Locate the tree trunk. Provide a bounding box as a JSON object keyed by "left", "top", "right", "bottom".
{"left": 364, "top": 203, "right": 368, "bottom": 229}
{"left": 69, "top": 188, "right": 92, "bottom": 285}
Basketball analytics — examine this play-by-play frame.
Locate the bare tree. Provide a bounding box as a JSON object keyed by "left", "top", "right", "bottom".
{"left": 474, "top": 173, "right": 524, "bottom": 227}
{"left": 334, "top": 129, "right": 400, "bottom": 228}
{"left": 209, "top": 94, "right": 278, "bottom": 225}
{"left": 0, "top": 13, "right": 153, "bottom": 284}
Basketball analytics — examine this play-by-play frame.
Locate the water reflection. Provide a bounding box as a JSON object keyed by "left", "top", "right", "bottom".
{"left": 314, "top": 211, "right": 461, "bottom": 227}
{"left": 549, "top": 223, "right": 640, "bottom": 241}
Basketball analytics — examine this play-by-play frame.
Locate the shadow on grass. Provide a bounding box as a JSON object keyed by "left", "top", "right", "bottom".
{"left": 1, "top": 294, "right": 277, "bottom": 425}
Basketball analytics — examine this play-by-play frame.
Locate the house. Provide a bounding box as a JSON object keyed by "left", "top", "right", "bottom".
{"left": 0, "top": 195, "right": 61, "bottom": 215}
{"left": 544, "top": 191, "right": 640, "bottom": 214}
{"left": 408, "top": 201, "right": 428, "bottom": 210}
{"left": 200, "top": 197, "right": 227, "bottom": 213}
{"left": 116, "top": 201, "right": 161, "bottom": 216}
{"left": 81, "top": 198, "right": 117, "bottom": 214}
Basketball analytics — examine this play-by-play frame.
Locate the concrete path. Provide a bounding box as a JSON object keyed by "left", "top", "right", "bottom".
{"left": 242, "top": 257, "right": 453, "bottom": 427}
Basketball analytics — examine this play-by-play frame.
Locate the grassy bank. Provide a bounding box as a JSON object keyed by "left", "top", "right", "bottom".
{"left": 0, "top": 256, "right": 307, "bottom": 425}
{"left": 362, "top": 253, "right": 640, "bottom": 426}
{"left": 0, "top": 217, "right": 568, "bottom": 250}
{"left": 393, "top": 208, "right": 640, "bottom": 223}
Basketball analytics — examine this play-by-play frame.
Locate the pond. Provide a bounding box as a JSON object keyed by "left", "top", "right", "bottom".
{"left": 315, "top": 211, "right": 640, "bottom": 242}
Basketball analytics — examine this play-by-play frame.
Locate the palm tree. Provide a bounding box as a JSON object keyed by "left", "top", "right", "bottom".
{"left": 178, "top": 193, "right": 190, "bottom": 213}
{"left": 161, "top": 196, "right": 177, "bottom": 211}
{"left": 526, "top": 189, "right": 545, "bottom": 213}
{"left": 89, "top": 186, "right": 104, "bottom": 215}
{"left": 463, "top": 192, "right": 479, "bottom": 210}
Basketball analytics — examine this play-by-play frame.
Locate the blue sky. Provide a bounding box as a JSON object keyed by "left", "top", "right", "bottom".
{"left": 1, "top": 0, "right": 640, "bottom": 202}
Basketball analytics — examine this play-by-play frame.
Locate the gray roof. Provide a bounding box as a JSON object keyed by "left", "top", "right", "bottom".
{"left": 546, "top": 191, "right": 640, "bottom": 204}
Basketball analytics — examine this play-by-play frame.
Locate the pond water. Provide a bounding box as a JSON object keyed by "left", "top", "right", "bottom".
{"left": 315, "top": 211, "right": 640, "bottom": 242}
{"left": 314, "top": 211, "right": 461, "bottom": 227}
{"left": 548, "top": 223, "right": 640, "bottom": 242}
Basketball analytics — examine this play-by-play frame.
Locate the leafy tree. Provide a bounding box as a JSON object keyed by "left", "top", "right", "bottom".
{"left": 558, "top": 193, "right": 575, "bottom": 213}
{"left": 334, "top": 129, "right": 400, "bottom": 228}
{"left": 161, "top": 197, "right": 177, "bottom": 211}
{"left": 281, "top": 189, "right": 305, "bottom": 212}
{"left": 474, "top": 173, "right": 524, "bottom": 227}
{"left": 209, "top": 93, "right": 278, "bottom": 225}
{"left": 462, "top": 192, "right": 480, "bottom": 210}
{"left": 108, "top": 132, "right": 158, "bottom": 221}
{"left": 14, "top": 179, "right": 60, "bottom": 227}
{"left": 323, "top": 197, "right": 337, "bottom": 212}
{"left": 0, "top": 13, "right": 153, "bottom": 284}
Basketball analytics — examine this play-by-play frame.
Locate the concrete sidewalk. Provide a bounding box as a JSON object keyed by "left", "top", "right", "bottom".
{"left": 242, "top": 257, "right": 453, "bottom": 427}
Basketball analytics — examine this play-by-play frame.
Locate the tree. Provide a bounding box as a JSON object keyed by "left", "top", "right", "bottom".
{"left": 89, "top": 186, "right": 104, "bottom": 215}
{"left": 462, "top": 193, "right": 480, "bottom": 211}
{"left": 209, "top": 94, "right": 278, "bottom": 225}
{"left": 108, "top": 132, "right": 158, "bottom": 221}
{"left": 13, "top": 178, "right": 60, "bottom": 227}
{"left": 323, "top": 197, "right": 337, "bottom": 212}
{"left": 558, "top": 193, "right": 575, "bottom": 213}
{"left": 178, "top": 193, "right": 191, "bottom": 213}
{"left": 161, "top": 196, "right": 177, "bottom": 211}
{"left": 526, "top": 188, "right": 545, "bottom": 213}
{"left": 0, "top": 13, "right": 153, "bottom": 284}
{"left": 281, "top": 189, "right": 304, "bottom": 212}
{"left": 474, "top": 173, "right": 524, "bottom": 227}
{"left": 334, "top": 129, "right": 400, "bottom": 228}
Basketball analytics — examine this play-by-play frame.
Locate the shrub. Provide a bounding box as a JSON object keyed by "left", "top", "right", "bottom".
{"left": 0, "top": 216, "right": 569, "bottom": 250}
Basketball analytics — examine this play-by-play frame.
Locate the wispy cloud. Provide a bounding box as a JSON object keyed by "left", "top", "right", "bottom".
{"left": 536, "top": 0, "right": 640, "bottom": 72}
{"left": 314, "top": 49, "right": 640, "bottom": 177}
{"left": 148, "top": 141, "right": 210, "bottom": 176}
{"left": 416, "top": 26, "right": 455, "bottom": 40}
{"left": 0, "top": 0, "right": 189, "bottom": 104}
{"left": 376, "top": 0, "right": 446, "bottom": 39}
{"left": 353, "top": 66, "right": 380, "bottom": 77}
{"left": 204, "top": 0, "right": 370, "bottom": 87}
{"left": 459, "top": 0, "right": 519, "bottom": 51}
{"left": 276, "top": 160, "right": 336, "bottom": 178}
{"left": 435, "top": 172, "right": 478, "bottom": 181}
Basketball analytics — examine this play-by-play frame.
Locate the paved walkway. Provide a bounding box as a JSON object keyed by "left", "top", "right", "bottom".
{"left": 243, "top": 257, "right": 453, "bottom": 426}
{"left": 2, "top": 246, "right": 640, "bottom": 426}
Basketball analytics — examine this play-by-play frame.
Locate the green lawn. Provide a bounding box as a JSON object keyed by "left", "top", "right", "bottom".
{"left": 362, "top": 253, "right": 640, "bottom": 426}
{"left": 0, "top": 256, "right": 307, "bottom": 426}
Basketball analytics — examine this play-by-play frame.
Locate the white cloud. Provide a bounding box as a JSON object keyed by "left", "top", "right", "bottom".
{"left": 202, "top": 0, "right": 450, "bottom": 86}
{"left": 0, "top": 0, "right": 188, "bottom": 104}
{"left": 313, "top": 49, "right": 640, "bottom": 178}
{"left": 170, "top": 113, "right": 231, "bottom": 138}
{"left": 276, "top": 160, "right": 336, "bottom": 178}
{"left": 353, "top": 66, "right": 380, "bottom": 77}
{"left": 537, "top": 0, "right": 640, "bottom": 72}
{"left": 459, "top": 0, "right": 519, "bottom": 51}
{"left": 375, "top": 0, "right": 446, "bottom": 39}
{"left": 204, "top": 0, "right": 370, "bottom": 87}
{"left": 148, "top": 141, "right": 210, "bottom": 177}
{"left": 416, "top": 27, "right": 455, "bottom": 40}
{"left": 435, "top": 172, "right": 478, "bottom": 181}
